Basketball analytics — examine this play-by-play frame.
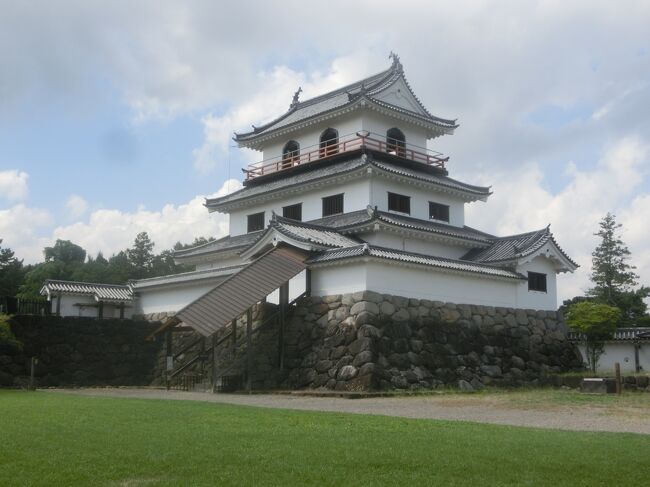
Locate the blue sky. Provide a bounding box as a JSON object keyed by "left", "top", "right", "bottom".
{"left": 1, "top": 0, "right": 649, "bottom": 302}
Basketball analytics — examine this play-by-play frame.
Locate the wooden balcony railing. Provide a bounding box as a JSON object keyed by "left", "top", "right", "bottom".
{"left": 243, "top": 132, "right": 448, "bottom": 181}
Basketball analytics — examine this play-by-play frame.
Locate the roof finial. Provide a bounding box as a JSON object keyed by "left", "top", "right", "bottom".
{"left": 290, "top": 87, "right": 303, "bottom": 108}
{"left": 389, "top": 51, "right": 402, "bottom": 72}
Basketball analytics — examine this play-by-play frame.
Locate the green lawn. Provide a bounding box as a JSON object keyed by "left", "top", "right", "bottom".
{"left": 1, "top": 391, "right": 648, "bottom": 486}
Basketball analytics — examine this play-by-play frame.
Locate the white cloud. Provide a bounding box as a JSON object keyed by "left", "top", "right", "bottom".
{"left": 51, "top": 178, "right": 241, "bottom": 260}
{"left": 3, "top": 179, "right": 241, "bottom": 264}
{"left": 192, "top": 57, "right": 377, "bottom": 173}
{"left": 466, "top": 137, "right": 650, "bottom": 302}
{"left": 65, "top": 194, "right": 88, "bottom": 219}
{"left": 0, "top": 170, "right": 29, "bottom": 201}
{"left": 0, "top": 204, "right": 52, "bottom": 262}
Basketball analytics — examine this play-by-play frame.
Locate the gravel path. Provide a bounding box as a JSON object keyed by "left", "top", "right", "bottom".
{"left": 49, "top": 388, "right": 650, "bottom": 435}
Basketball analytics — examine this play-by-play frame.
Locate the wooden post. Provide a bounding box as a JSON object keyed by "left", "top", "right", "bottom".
{"left": 119, "top": 303, "right": 125, "bottom": 320}
{"left": 634, "top": 342, "right": 641, "bottom": 373}
{"left": 278, "top": 282, "right": 289, "bottom": 369}
{"left": 29, "top": 357, "right": 37, "bottom": 391}
{"left": 614, "top": 362, "right": 622, "bottom": 395}
{"left": 165, "top": 330, "right": 172, "bottom": 390}
{"left": 55, "top": 295, "right": 61, "bottom": 317}
{"left": 231, "top": 318, "right": 237, "bottom": 345}
{"left": 212, "top": 334, "right": 218, "bottom": 393}
{"left": 305, "top": 268, "right": 312, "bottom": 297}
{"left": 98, "top": 301, "right": 104, "bottom": 320}
{"left": 246, "top": 307, "right": 253, "bottom": 393}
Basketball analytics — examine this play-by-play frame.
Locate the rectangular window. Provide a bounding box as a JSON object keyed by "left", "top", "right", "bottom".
{"left": 282, "top": 203, "right": 302, "bottom": 221}
{"left": 322, "top": 193, "right": 344, "bottom": 217}
{"left": 247, "top": 212, "right": 265, "bottom": 233}
{"left": 429, "top": 201, "right": 450, "bottom": 222}
{"left": 528, "top": 272, "right": 547, "bottom": 292}
{"left": 388, "top": 192, "right": 410, "bottom": 214}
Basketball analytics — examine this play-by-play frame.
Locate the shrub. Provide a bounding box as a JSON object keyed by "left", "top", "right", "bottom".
{"left": 0, "top": 314, "right": 23, "bottom": 353}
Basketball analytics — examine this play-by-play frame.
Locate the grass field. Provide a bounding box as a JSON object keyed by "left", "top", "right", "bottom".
{"left": 1, "top": 390, "right": 648, "bottom": 486}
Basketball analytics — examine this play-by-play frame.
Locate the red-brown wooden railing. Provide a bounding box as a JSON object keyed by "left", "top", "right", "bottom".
{"left": 244, "top": 132, "right": 448, "bottom": 181}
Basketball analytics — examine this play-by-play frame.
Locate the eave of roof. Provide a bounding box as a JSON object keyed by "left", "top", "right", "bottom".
{"left": 307, "top": 244, "right": 526, "bottom": 281}
{"left": 461, "top": 227, "right": 579, "bottom": 270}
{"left": 173, "top": 231, "right": 263, "bottom": 262}
{"left": 309, "top": 207, "right": 494, "bottom": 247}
{"left": 131, "top": 265, "right": 245, "bottom": 290}
{"left": 239, "top": 214, "right": 362, "bottom": 260}
{"left": 40, "top": 279, "right": 133, "bottom": 302}
{"left": 205, "top": 152, "right": 491, "bottom": 213}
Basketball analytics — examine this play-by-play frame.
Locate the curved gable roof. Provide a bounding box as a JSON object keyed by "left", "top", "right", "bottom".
{"left": 234, "top": 57, "right": 457, "bottom": 147}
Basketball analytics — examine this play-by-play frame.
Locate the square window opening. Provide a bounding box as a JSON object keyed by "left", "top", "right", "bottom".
{"left": 282, "top": 203, "right": 302, "bottom": 221}
{"left": 528, "top": 272, "right": 547, "bottom": 293}
{"left": 388, "top": 192, "right": 411, "bottom": 214}
{"left": 429, "top": 202, "right": 450, "bottom": 222}
{"left": 322, "top": 194, "right": 344, "bottom": 217}
{"left": 247, "top": 212, "right": 265, "bottom": 233}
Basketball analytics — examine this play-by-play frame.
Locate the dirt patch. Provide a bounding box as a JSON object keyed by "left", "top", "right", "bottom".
{"left": 49, "top": 387, "right": 650, "bottom": 435}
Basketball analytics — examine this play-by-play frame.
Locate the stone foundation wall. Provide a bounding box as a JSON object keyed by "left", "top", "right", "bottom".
{"left": 0, "top": 315, "right": 161, "bottom": 387}
{"left": 147, "top": 302, "right": 282, "bottom": 389}
{"left": 282, "top": 291, "right": 583, "bottom": 391}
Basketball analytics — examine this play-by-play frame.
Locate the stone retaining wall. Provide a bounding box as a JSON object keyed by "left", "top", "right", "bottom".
{"left": 282, "top": 291, "right": 583, "bottom": 391}
{"left": 0, "top": 315, "right": 161, "bottom": 387}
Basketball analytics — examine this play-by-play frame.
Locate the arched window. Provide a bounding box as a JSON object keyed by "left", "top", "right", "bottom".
{"left": 386, "top": 128, "right": 406, "bottom": 157}
{"left": 319, "top": 128, "right": 339, "bottom": 158}
{"left": 281, "top": 140, "right": 300, "bottom": 169}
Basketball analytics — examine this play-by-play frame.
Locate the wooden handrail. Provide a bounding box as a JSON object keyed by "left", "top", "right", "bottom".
{"left": 245, "top": 133, "right": 447, "bottom": 180}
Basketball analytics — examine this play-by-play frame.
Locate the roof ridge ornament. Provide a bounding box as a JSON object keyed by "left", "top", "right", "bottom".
{"left": 290, "top": 87, "right": 303, "bottom": 109}
{"left": 389, "top": 51, "right": 403, "bottom": 73}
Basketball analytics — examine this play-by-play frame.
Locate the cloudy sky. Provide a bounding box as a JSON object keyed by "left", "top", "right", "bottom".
{"left": 1, "top": 0, "right": 649, "bottom": 302}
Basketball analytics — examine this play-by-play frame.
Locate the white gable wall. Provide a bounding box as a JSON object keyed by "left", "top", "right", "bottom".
{"left": 515, "top": 256, "right": 558, "bottom": 310}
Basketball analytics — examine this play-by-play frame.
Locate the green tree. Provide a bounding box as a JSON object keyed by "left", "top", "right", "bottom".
{"left": 587, "top": 213, "right": 648, "bottom": 326}
{"left": 566, "top": 301, "right": 620, "bottom": 373}
{"left": 127, "top": 232, "right": 155, "bottom": 279}
{"left": 0, "top": 240, "right": 24, "bottom": 296}
{"left": 44, "top": 240, "right": 86, "bottom": 265}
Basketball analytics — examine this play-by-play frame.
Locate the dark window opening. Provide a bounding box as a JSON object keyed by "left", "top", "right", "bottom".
{"left": 247, "top": 212, "right": 265, "bottom": 233}
{"left": 322, "top": 194, "right": 344, "bottom": 217}
{"left": 388, "top": 192, "right": 410, "bottom": 214}
{"left": 281, "top": 141, "right": 300, "bottom": 169}
{"left": 429, "top": 202, "right": 450, "bottom": 222}
{"left": 282, "top": 203, "right": 302, "bottom": 221}
{"left": 319, "top": 128, "right": 339, "bottom": 158}
{"left": 386, "top": 127, "right": 406, "bottom": 157}
{"left": 528, "top": 272, "right": 547, "bottom": 292}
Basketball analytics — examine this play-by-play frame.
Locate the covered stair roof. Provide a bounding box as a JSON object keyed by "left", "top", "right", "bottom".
{"left": 171, "top": 246, "right": 308, "bottom": 337}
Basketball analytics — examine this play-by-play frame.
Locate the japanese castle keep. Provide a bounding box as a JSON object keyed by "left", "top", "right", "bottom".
{"left": 47, "top": 55, "right": 584, "bottom": 390}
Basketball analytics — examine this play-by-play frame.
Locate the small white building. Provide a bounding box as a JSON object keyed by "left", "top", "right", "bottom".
{"left": 571, "top": 328, "right": 650, "bottom": 374}
{"left": 40, "top": 279, "right": 134, "bottom": 319}
{"left": 133, "top": 54, "right": 578, "bottom": 329}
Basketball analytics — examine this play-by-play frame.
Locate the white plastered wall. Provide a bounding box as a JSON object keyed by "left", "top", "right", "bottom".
{"left": 369, "top": 176, "right": 466, "bottom": 226}
{"left": 53, "top": 294, "right": 134, "bottom": 319}
{"left": 229, "top": 178, "right": 371, "bottom": 236}
{"left": 135, "top": 279, "right": 227, "bottom": 315}
{"left": 576, "top": 342, "right": 650, "bottom": 374}
{"left": 515, "top": 256, "right": 559, "bottom": 310}
{"left": 311, "top": 259, "right": 560, "bottom": 310}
